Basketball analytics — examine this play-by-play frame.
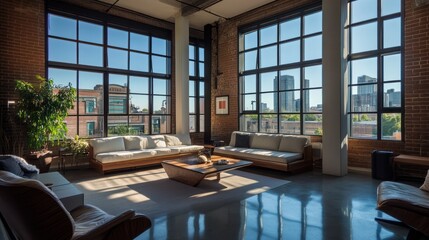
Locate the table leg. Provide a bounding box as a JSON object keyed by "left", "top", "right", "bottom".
{"left": 216, "top": 173, "right": 220, "bottom": 181}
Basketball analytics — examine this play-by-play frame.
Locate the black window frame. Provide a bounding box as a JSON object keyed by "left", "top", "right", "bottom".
{"left": 189, "top": 39, "right": 206, "bottom": 133}
{"left": 347, "top": 0, "right": 404, "bottom": 141}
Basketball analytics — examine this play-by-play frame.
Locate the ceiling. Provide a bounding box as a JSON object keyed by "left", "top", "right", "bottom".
{"left": 98, "top": 0, "right": 276, "bottom": 30}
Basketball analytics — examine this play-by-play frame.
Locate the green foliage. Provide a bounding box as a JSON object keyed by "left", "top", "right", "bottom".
{"left": 382, "top": 114, "right": 401, "bottom": 136}
{"left": 108, "top": 125, "right": 140, "bottom": 136}
{"left": 63, "top": 135, "right": 89, "bottom": 155}
{"left": 16, "top": 75, "right": 76, "bottom": 150}
{"left": 314, "top": 128, "right": 323, "bottom": 135}
{"left": 282, "top": 114, "right": 300, "bottom": 121}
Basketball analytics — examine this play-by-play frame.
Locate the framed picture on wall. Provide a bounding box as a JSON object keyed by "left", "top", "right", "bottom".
{"left": 215, "top": 96, "right": 229, "bottom": 115}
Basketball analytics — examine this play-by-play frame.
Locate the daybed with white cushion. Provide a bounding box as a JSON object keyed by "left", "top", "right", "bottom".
{"left": 89, "top": 134, "right": 204, "bottom": 173}
{"left": 214, "top": 131, "right": 313, "bottom": 173}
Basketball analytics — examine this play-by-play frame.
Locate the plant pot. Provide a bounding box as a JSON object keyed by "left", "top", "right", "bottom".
{"left": 26, "top": 151, "right": 53, "bottom": 173}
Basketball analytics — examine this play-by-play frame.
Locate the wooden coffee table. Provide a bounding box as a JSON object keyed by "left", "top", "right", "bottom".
{"left": 161, "top": 155, "right": 252, "bottom": 186}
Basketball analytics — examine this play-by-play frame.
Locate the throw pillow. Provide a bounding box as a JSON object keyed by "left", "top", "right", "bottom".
{"left": 123, "top": 136, "right": 145, "bottom": 150}
{"left": 147, "top": 135, "right": 167, "bottom": 148}
{"left": 0, "top": 156, "right": 25, "bottom": 177}
{"left": 420, "top": 170, "right": 429, "bottom": 192}
{"left": 278, "top": 136, "right": 309, "bottom": 153}
{"left": 165, "top": 135, "right": 183, "bottom": 146}
{"left": 235, "top": 133, "right": 250, "bottom": 148}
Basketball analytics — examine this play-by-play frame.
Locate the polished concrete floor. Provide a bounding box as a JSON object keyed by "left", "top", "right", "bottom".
{"left": 133, "top": 169, "right": 412, "bottom": 240}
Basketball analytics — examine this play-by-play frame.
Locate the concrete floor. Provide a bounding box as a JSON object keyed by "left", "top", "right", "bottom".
{"left": 130, "top": 168, "right": 414, "bottom": 240}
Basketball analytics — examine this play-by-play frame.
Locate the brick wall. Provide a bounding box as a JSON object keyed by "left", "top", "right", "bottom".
{"left": 211, "top": 0, "right": 429, "bottom": 169}
{"left": 0, "top": 0, "right": 45, "bottom": 155}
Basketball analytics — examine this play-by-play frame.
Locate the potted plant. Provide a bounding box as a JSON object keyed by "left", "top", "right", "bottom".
{"left": 15, "top": 75, "right": 76, "bottom": 172}
{"left": 62, "top": 135, "right": 89, "bottom": 167}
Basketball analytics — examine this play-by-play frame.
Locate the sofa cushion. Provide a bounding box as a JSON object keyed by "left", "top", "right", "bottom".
{"left": 250, "top": 134, "right": 281, "bottom": 151}
{"left": 153, "top": 148, "right": 180, "bottom": 156}
{"left": 89, "top": 137, "right": 125, "bottom": 155}
{"left": 147, "top": 135, "right": 167, "bottom": 148}
{"left": 229, "top": 131, "right": 252, "bottom": 147}
{"left": 123, "top": 136, "right": 147, "bottom": 150}
{"left": 214, "top": 146, "right": 303, "bottom": 164}
{"left": 169, "top": 145, "right": 204, "bottom": 153}
{"left": 176, "top": 134, "right": 192, "bottom": 145}
{"left": 165, "top": 135, "right": 182, "bottom": 146}
{"left": 95, "top": 150, "right": 156, "bottom": 163}
{"left": 0, "top": 158, "right": 24, "bottom": 177}
{"left": 278, "top": 136, "right": 309, "bottom": 153}
{"left": 235, "top": 133, "right": 250, "bottom": 148}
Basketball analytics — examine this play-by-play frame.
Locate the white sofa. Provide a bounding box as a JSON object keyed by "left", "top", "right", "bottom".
{"left": 214, "top": 131, "right": 313, "bottom": 172}
{"left": 88, "top": 134, "right": 204, "bottom": 173}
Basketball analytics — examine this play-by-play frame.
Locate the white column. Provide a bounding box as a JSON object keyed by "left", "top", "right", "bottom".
{"left": 174, "top": 14, "right": 189, "bottom": 134}
{"left": 322, "top": 0, "right": 348, "bottom": 176}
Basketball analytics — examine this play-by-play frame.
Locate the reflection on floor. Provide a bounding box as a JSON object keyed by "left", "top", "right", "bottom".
{"left": 134, "top": 169, "right": 410, "bottom": 240}
{"left": 65, "top": 167, "right": 410, "bottom": 240}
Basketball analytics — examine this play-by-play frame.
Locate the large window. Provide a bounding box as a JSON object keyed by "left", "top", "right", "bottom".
{"left": 189, "top": 43, "right": 205, "bottom": 133}
{"left": 347, "top": 0, "right": 403, "bottom": 140}
{"left": 47, "top": 10, "right": 172, "bottom": 137}
{"left": 238, "top": 6, "right": 322, "bottom": 135}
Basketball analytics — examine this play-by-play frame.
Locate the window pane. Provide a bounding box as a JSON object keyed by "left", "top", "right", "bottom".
{"left": 199, "top": 48, "right": 205, "bottom": 61}
{"left": 189, "top": 81, "right": 196, "bottom": 97}
{"left": 79, "top": 116, "right": 103, "bottom": 137}
{"left": 49, "top": 14, "right": 76, "bottom": 39}
{"left": 108, "top": 27, "right": 128, "bottom": 48}
{"left": 351, "top": 22, "right": 377, "bottom": 54}
{"left": 280, "top": 17, "right": 300, "bottom": 41}
{"left": 108, "top": 48, "right": 128, "bottom": 69}
{"left": 79, "top": 43, "right": 103, "bottom": 66}
{"left": 153, "top": 78, "right": 169, "bottom": 95}
{"left": 108, "top": 116, "right": 128, "bottom": 136}
{"left": 384, "top": 18, "right": 401, "bottom": 48}
{"left": 382, "top": 0, "right": 401, "bottom": 16}
{"left": 153, "top": 96, "right": 169, "bottom": 114}
{"left": 242, "top": 75, "right": 257, "bottom": 93}
{"left": 109, "top": 74, "right": 128, "bottom": 92}
{"left": 189, "top": 60, "right": 196, "bottom": 76}
{"left": 129, "top": 76, "right": 149, "bottom": 94}
{"left": 130, "top": 94, "right": 149, "bottom": 114}
{"left": 304, "top": 65, "right": 322, "bottom": 88}
{"left": 243, "top": 50, "right": 257, "bottom": 71}
{"left": 189, "top": 115, "right": 196, "bottom": 132}
{"left": 65, "top": 116, "right": 78, "bottom": 137}
{"left": 243, "top": 94, "right": 257, "bottom": 111}
{"left": 383, "top": 82, "right": 401, "bottom": 107}
{"left": 280, "top": 68, "right": 300, "bottom": 90}
{"left": 240, "top": 114, "right": 258, "bottom": 132}
{"left": 260, "top": 45, "right": 278, "bottom": 68}
{"left": 129, "top": 115, "right": 149, "bottom": 135}
{"left": 152, "top": 37, "right": 168, "bottom": 55}
{"left": 49, "top": 38, "right": 76, "bottom": 63}
{"left": 260, "top": 93, "right": 277, "bottom": 113}
{"left": 260, "top": 114, "right": 278, "bottom": 133}
{"left": 199, "top": 115, "right": 205, "bottom": 132}
{"left": 351, "top": 84, "right": 377, "bottom": 112}
{"left": 383, "top": 54, "right": 401, "bottom": 81}
{"left": 79, "top": 71, "right": 103, "bottom": 115}
{"left": 280, "top": 90, "right": 300, "bottom": 112}
{"left": 199, "top": 97, "right": 205, "bottom": 113}
{"left": 304, "top": 11, "right": 322, "bottom": 35}
{"left": 304, "top": 35, "right": 322, "bottom": 60}
{"left": 152, "top": 56, "right": 169, "bottom": 74}
{"left": 189, "top": 45, "right": 195, "bottom": 60}
{"left": 109, "top": 95, "right": 127, "bottom": 114}
{"left": 304, "top": 89, "right": 322, "bottom": 112}
{"left": 351, "top": 0, "right": 377, "bottom": 23}
{"left": 351, "top": 57, "right": 377, "bottom": 84}
{"left": 280, "top": 114, "right": 301, "bottom": 134}
{"left": 130, "top": 33, "right": 149, "bottom": 52}
{"left": 189, "top": 97, "right": 196, "bottom": 114}
{"left": 130, "top": 52, "right": 149, "bottom": 72}
{"left": 351, "top": 113, "right": 377, "bottom": 139}
{"left": 260, "top": 25, "right": 277, "bottom": 46}
{"left": 199, "top": 82, "right": 204, "bottom": 97}
{"left": 304, "top": 114, "right": 322, "bottom": 135}
{"left": 381, "top": 113, "right": 401, "bottom": 140}
{"left": 244, "top": 31, "right": 257, "bottom": 50}
{"left": 199, "top": 62, "right": 205, "bottom": 78}
{"left": 152, "top": 115, "right": 171, "bottom": 134}
{"left": 260, "top": 71, "right": 278, "bottom": 92}
{"left": 49, "top": 68, "right": 77, "bottom": 87}
{"left": 280, "top": 40, "right": 300, "bottom": 64}
{"left": 79, "top": 21, "right": 102, "bottom": 44}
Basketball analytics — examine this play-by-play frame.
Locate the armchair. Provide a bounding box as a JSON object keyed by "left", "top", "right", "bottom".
{"left": 0, "top": 170, "right": 151, "bottom": 240}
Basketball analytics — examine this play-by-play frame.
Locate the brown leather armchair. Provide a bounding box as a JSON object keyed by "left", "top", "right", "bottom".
{"left": 0, "top": 170, "right": 151, "bottom": 240}
{"left": 377, "top": 181, "right": 429, "bottom": 240}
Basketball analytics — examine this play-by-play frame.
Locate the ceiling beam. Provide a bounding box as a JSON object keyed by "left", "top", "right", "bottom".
{"left": 180, "top": 0, "right": 222, "bottom": 16}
